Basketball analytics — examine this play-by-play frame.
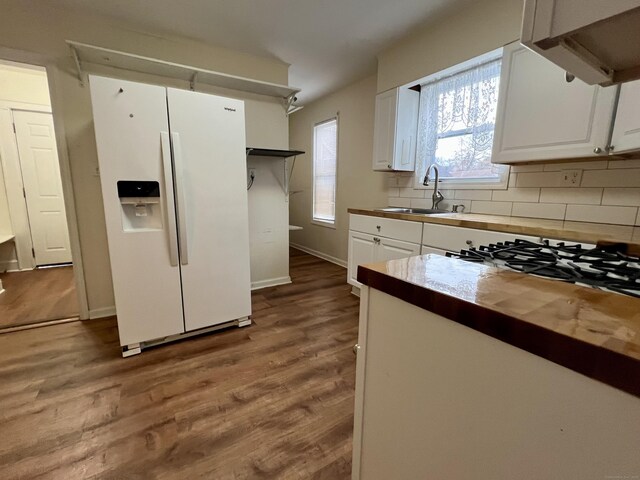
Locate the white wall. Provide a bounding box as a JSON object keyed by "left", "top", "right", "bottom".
{"left": 0, "top": 1, "right": 290, "bottom": 315}
{"left": 289, "top": 75, "right": 387, "bottom": 264}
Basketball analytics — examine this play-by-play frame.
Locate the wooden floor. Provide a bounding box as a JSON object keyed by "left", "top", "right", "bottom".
{"left": 0, "top": 266, "right": 79, "bottom": 329}
{"left": 0, "top": 249, "right": 359, "bottom": 479}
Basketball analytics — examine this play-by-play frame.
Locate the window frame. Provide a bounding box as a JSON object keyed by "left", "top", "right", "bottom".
{"left": 311, "top": 116, "right": 339, "bottom": 228}
{"left": 413, "top": 47, "right": 510, "bottom": 191}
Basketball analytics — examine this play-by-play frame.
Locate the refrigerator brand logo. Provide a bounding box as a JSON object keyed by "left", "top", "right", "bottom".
{"left": 224, "top": 107, "right": 236, "bottom": 112}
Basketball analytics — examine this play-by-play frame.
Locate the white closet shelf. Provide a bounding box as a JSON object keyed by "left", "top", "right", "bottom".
{"left": 67, "top": 41, "right": 301, "bottom": 102}
{"left": 0, "top": 234, "right": 15, "bottom": 244}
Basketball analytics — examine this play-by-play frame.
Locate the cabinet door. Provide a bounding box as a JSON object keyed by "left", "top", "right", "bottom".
{"left": 348, "top": 230, "right": 377, "bottom": 287}
{"left": 492, "top": 43, "right": 617, "bottom": 164}
{"left": 611, "top": 80, "right": 640, "bottom": 153}
{"left": 372, "top": 89, "right": 397, "bottom": 171}
{"left": 376, "top": 237, "right": 421, "bottom": 263}
{"left": 372, "top": 88, "right": 419, "bottom": 171}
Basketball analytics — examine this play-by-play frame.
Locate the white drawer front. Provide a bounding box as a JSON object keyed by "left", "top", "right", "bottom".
{"left": 423, "top": 223, "right": 539, "bottom": 252}
{"left": 350, "top": 214, "right": 422, "bottom": 244}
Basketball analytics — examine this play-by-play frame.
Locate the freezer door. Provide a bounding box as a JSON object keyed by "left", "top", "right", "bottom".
{"left": 89, "top": 76, "right": 185, "bottom": 346}
{"left": 167, "top": 88, "right": 252, "bottom": 331}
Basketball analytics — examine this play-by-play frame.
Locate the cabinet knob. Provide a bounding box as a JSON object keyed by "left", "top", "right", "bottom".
{"left": 593, "top": 147, "right": 603, "bottom": 154}
{"left": 373, "top": 237, "right": 380, "bottom": 243}
{"left": 465, "top": 240, "right": 473, "bottom": 247}
{"left": 353, "top": 344, "right": 360, "bottom": 355}
{"left": 387, "top": 164, "right": 392, "bottom": 169}
{"left": 565, "top": 72, "right": 575, "bottom": 83}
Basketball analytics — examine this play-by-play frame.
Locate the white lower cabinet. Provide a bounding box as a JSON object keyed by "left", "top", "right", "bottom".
{"left": 348, "top": 214, "right": 422, "bottom": 288}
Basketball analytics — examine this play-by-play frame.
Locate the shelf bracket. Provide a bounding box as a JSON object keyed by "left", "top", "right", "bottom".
{"left": 190, "top": 71, "right": 199, "bottom": 91}
{"left": 284, "top": 93, "right": 297, "bottom": 114}
{"left": 69, "top": 45, "right": 85, "bottom": 87}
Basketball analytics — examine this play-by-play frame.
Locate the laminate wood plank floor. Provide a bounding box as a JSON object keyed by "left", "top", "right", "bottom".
{"left": 0, "top": 249, "right": 359, "bottom": 479}
{"left": 0, "top": 266, "right": 79, "bottom": 329}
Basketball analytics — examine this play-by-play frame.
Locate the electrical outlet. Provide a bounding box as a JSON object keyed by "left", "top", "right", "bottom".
{"left": 560, "top": 169, "right": 582, "bottom": 187}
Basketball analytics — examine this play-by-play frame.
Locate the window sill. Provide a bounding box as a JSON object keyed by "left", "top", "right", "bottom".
{"left": 311, "top": 219, "right": 336, "bottom": 229}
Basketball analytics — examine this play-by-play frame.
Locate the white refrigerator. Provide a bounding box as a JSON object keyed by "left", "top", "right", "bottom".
{"left": 89, "top": 75, "right": 252, "bottom": 356}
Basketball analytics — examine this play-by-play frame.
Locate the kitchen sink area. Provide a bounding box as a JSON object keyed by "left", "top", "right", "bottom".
{"left": 374, "top": 207, "right": 449, "bottom": 215}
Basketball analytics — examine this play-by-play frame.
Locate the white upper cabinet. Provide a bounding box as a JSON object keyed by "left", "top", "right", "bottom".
{"left": 610, "top": 80, "right": 640, "bottom": 154}
{"left": 491, "top": 42, "right": 618, "bottom": 164}
{"left": 372, "top": 86, "right": 419, "bottom": 171}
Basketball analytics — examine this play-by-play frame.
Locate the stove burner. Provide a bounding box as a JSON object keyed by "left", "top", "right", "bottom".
{"left": 446, "top": 239, "right": 640, "bottom": 298}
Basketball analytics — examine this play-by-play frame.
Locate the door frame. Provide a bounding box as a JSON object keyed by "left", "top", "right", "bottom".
{"left": 0, "top": 47, "right": 89, "bottom": 320}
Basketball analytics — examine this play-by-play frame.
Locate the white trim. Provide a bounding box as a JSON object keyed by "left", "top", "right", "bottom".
{"left": 0, "top": 46, "right": 90, "bottom": 320}
{"left": 0, "top": 316, "right": 80, "bottom": 334}
{"left": 310, "top": 218, "right": 336, "bottom": 229}
{"left": 0, "top": 100, "right": 50, "bottom": 112}
{"left": 290, "top": 243, "right": 347, "bottom": 268}
{"left": 250, "top": 276, "right": 292, "bottom": 290}
{"left": 0, "top": 259, "right": 20, "bottom": 272}
{"left": 89, "top": 305, "right": 116, "bottom": 319}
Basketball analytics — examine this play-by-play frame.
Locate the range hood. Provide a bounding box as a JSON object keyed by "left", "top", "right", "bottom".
{"left": 521, "top": 0, "right": 640, "bottom": 86}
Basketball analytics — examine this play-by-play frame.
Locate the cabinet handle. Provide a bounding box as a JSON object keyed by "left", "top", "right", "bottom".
{"left": 373, "top": 237, "right": 380, "bottom": 243}
{"left": 593, "top": 147, "right": 603, "bottom": 154}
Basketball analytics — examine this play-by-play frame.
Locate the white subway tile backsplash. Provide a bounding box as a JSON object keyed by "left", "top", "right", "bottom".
{"left": 539, "top": 188, "right": 602, "bottom": 205}
{"left": 454, "top": 190, "right": 493, "bottom": 201}
{"left": 387, "top": 187, "right": 400, "bottom": 198}
{"left": 508, "top": 173, "right": 517, "bottom": 188}
{"left": 601, "top": 188, "right": 640, "bottom": 206}
{"left": 386, "top": 176, "right": 399, "bottom": 187}
{"left": 388, "top": 196, "right": 411, "bottom": 208}
{"left": 542, "top": 160, "right": 608, "bottom": 171}
{"left": 492, "top": 188, "right": 540, "bottom": 203}
{"left": 470, "top": 201, "right": 512, "bottom": 216}
{"left": 608, "top": 159, "right": 640, "bottom": 169}
{"left": 410, "top": 198, "right": 431, "bottom": 208}
{"left": 581, "top": 169, "right": 640, "bottom": 187}
{"left": 396, "top": 176, "right": 415, "bottom": 188}
{"left": 511, "top": 164, "right": 545, "bottom": 173}
{"left": 399, "top": 187, "right": 424, "bottom": 198}
{"left": 565, "top": 205, "right": 638, "bottom": 225}
{"left": 512, "top": 202, "right": 566, "bottom": 220}
{"left": 516, "top": 171, "right": 563, "bottom": 188}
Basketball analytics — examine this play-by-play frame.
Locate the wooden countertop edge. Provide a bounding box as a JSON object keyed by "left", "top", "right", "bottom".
{"left": 357, "top": 265, "right": 640, "bottom": 399}
{"left": 347, "top": 208, "right": 638, "bottom": 244}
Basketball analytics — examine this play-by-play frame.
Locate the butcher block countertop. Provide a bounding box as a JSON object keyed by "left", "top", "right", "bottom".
{"left": 357, "top": 254, "right": 640, "bottom": 398}
{"left": 348, "top": 208, "right": 640, "bottom": 245}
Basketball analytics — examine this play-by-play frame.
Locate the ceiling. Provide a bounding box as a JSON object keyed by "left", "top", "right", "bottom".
{"left": 52, "top": 0, "right": 471, "bottom": 104}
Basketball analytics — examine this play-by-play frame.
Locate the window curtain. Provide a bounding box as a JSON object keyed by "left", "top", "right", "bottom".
{"left": 416, "top": 59, "right": 502, "bottom": 179}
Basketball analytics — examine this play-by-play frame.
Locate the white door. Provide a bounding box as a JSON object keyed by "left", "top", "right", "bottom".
{"left": 348, "top": 230, "right": 376, "bottom": 287}
{"left": 610, "top": 80, "right": 640, "bottom": 153}
{"left": 166, "top": 88, "right": 252, "bottom": 332}
{"left": 491, "top": 43, "right": 618, "bottom": 164}
{"left": 89, "top": 75, "right": 184, "bottom": 347}
{"left": 12, "top": 110, "right": 72, "bottom": 266}
{"left": 376, "top": 237, "right": 421, "bottom": 262}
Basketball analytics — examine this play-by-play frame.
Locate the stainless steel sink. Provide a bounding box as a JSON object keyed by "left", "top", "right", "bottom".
{"left": 375, "top": 207, "right": 449, "bottom": 215}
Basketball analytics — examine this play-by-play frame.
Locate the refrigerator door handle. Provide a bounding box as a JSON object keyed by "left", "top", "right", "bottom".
{"left": 160, "top": 132, "right": 179, "bottom": 267}
{"left": 171, "top": 132, "right": 189, "bottom": 265}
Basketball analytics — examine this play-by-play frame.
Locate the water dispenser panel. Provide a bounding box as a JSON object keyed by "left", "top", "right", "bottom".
{"left": 117, "top": 180, "right": 163, "bottom": 232}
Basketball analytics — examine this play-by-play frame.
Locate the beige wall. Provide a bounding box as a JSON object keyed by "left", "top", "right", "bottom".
{"left": 376, "top": 0, "right": 522, "bottom": 93}
{"left": 289, "top": 74, "right": 387, "bottom": 263}
{"left": 0, "top": 0, "right": 290, "bottom": 315}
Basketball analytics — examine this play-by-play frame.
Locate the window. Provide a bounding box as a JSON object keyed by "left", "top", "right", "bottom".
{"left": 313, "top": 117, "right": 338, "bottom": 225}
{"left": 416, "top": 50, "right": 508, "bottom": 188}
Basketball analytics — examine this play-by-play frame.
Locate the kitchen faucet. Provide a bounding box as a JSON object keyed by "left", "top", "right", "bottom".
{"left": 422, "top": 164, "right": 444, "bottom": 210}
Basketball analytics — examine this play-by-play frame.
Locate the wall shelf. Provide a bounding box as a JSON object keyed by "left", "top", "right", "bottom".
{"left": 245, "top": 148, "right": 305, "bottom": 198}
{"left": 67, "top": 41, "right": 301, "bottom": 105}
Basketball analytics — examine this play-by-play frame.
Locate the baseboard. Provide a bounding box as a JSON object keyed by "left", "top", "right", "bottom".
{"left": 251, "top": 276, "right": 292, "bottom": 291}
{"left": 89, "top": 306, "right": 117, "bottom": 319}
{"left": 0, "top": 259, "right": 19, "bottom": 273}
{"left": 290, "top": 243, "right": 347, "bottom": 268}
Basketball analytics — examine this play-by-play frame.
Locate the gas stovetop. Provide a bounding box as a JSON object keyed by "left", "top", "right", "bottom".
{"left": 446, "top": 239, "right": 640, "bottom": 298}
